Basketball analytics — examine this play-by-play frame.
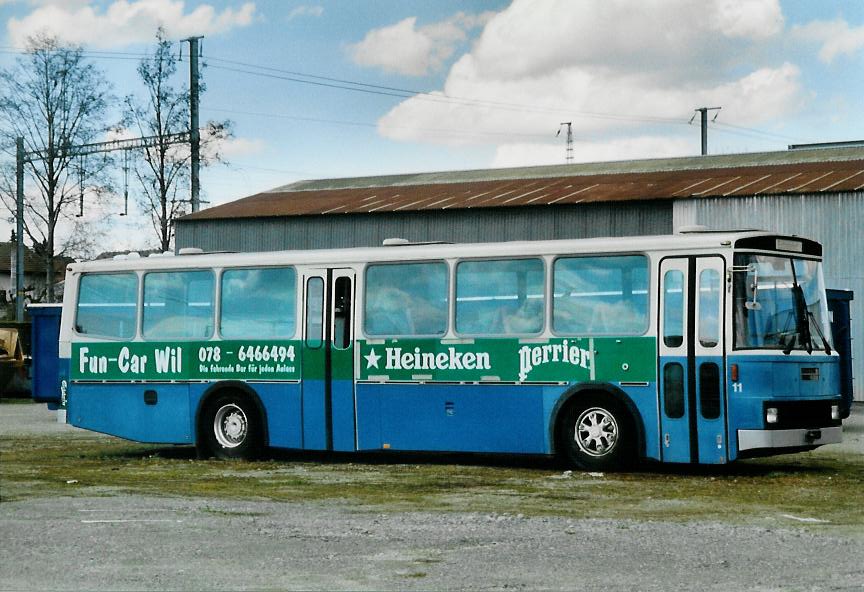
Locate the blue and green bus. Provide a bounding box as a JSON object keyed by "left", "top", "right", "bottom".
{"left": 58, "top": 231, "right": 843, "bottom": 469}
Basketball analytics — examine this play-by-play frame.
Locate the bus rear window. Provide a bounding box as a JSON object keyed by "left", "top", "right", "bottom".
{"left": 365, "top": 262, "right": 448, "bottom": 336}
{"left": 143, "top": 270, "right": 214, "bottom": 339}
{"left": 220, "top": 267, "right": 296, "bottom": 338}
{"left": 76, "top": 273, "right": 138, "bottom": 339}
{"left": 553, "top": 255, "right": 649, "bottom": 335}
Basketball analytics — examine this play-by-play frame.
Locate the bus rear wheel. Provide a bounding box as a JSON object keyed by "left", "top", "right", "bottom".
{"left": 200, "top": 393, "right": 262, "bottom": 460}
{"left": 558, "top": 395, "right": 634, "bottom": 471}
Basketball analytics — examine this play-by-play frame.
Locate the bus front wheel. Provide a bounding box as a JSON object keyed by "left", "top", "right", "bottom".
{"left": 200, "top": 393, "right": 262, "bottom": 460}
{"left": 558, "top": 395, "right": 634, "bottom": 471}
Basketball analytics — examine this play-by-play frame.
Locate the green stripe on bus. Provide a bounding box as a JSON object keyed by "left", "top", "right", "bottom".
{"left": 72, "top": 341, "right": 300, "bottom": 381}
{"left": 357, "top": 337, "right": 655, "bottom": 382}
{"left": 72, "top": 336, "right": 656, "bottom": 383}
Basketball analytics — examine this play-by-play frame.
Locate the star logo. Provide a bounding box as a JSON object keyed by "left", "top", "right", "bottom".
{"left": 364, "top": 348, "right": 381, "bottom": 369}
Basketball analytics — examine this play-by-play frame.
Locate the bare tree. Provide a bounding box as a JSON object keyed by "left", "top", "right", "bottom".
{"left": 0, "top": 35, "right": 112, "bottom": 301}
{"left": 123, "top": 29, "right": 231, "bottom": 252}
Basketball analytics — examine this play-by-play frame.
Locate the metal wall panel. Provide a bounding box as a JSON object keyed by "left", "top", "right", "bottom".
{"left": 176, "top": 201, "right": 672, "bottom": 253}
{"left": 675, "top": 192, "right": 863, "bottom": 401}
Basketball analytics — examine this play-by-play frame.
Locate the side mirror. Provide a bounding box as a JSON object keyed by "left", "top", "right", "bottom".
{"left": 731, "top": 264, "right": 760, "bottom": 310}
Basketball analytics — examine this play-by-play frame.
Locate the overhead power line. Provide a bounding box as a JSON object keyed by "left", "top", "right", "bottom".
{"left": 203, "top": 106, "right": 558, "bottom": 141}
{"left": 0, "top": 44, "right": 803, "bottom": 144}
{"left": 204, "top": 58, "right": 688, "bottom": 126}
{"left": 711, "top": 120, "right": 800, "bottom": 142}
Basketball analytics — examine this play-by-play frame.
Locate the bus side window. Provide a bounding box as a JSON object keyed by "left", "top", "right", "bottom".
{"left": 333, "top": 276, "right": 352, "bottom": 349}
{"left": 306, "top": 277, "right": 324, "bottom": 348}
{"left": 553, "top": 255, "right": 649, "bottom": 336}
{"left": 143, "top": 270, "right": 214, "bottom": 339}
{"left": 455, "top": 258, "right": 544, "bottom": 336}
{"left": 76, "top": 272, "right": 138, "bottom": 339}
{"left": 221, "top": 267, "right": 296, "bottom": 338}
{"left": 698, "top": 268, "right": 721, "bottom": 348}
{"left": 663, "top": 269, "right": 684, "bottom": 347}
{"left": 365, "top": 262, "right": 448, "bottom": 337}
{"left": 664, "top": 363, "right": 685, "bottom": 418}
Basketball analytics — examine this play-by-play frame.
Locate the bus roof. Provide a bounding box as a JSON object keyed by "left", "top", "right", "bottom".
{"left": 67, "top": 230, "right": 819, "bottom": 274}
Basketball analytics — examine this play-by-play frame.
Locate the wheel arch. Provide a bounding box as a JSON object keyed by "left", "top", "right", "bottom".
{"left": 195, "top": 381, "right": 270, "bottom": 449}
{"left": 548, "top": 382, "right": 646, "bottom": 459}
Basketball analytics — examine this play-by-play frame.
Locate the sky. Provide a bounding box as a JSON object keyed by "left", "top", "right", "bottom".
{"left": 0, "top": 0, "right": 863, "bottom": 252}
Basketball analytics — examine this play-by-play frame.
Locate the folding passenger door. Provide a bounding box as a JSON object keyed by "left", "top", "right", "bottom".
{"left": 300, "top": 268, "right": 357, "bottom": 452}
{"left": 658, "top": 256, "right": 727, "bottom": 464}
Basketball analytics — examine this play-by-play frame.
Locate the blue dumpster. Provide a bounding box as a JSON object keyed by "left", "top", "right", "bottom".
{"left": 28, "top": 304, "right": 63, "bottom": 405}
{"left": 826, "top": 289, "right": 854, "bottom": 419}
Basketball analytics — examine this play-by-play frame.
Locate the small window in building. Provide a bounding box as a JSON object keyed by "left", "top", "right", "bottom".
{"left": 143, "top": 270, "right": 214, "bottom": 339}
{"left": 553, "top": 255, "right": 649, "bottom": 335}
{"left": 365, "top": 262, "right": 448, "bottom": 336}
{"left": 456, "top": 258, "right": 544, "bottom": 335}
{"left": 220, "top": 267, "right": 296, "bottom": 338}
{"left": 76, "top": 273, "right": 138, "bottom": 339}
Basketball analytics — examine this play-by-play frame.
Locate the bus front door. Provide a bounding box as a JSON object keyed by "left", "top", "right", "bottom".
{"left": 658, "top": 256, "right": 727, "bottom": 464}
{"left": 301, "top": 269, "right": 356, "bottom": 452}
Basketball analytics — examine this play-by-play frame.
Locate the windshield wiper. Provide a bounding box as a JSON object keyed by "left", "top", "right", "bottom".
{"left": 782, "top": 262, "right": 813, "bottom": 356}
{"left": 807, "top": 310, "right": 832, "bottom": 354}
{"left": 789, "top": 283, "right": 813, "bottom": 354}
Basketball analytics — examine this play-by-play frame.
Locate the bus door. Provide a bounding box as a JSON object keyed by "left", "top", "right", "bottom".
{"left": 301, "top": 269, "right": 356, "bottom": 452}
{"left": 658, "top": 256, "right": 727, "bottom": 464}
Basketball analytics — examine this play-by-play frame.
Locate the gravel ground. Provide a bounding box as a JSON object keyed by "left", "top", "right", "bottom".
{"left": 1, "top": 403, "right": 863, "bottom": 591}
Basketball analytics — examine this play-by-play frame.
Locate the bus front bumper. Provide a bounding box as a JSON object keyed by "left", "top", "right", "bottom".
{"left": 738, "top": 426, "right": 842, "bottom": 452}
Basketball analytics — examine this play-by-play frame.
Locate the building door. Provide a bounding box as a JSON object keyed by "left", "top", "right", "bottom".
{"left": 301, "top": 269, "right": 356, "bottom": 451}
{"left": 658, "top": 256, "right": 727, "bottom": 464}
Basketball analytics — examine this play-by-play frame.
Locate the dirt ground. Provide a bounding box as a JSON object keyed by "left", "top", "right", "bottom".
{"left": 1, "top": 402, "right": 862, "bottom": 591}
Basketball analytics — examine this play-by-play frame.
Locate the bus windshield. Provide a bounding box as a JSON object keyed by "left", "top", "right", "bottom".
{"left": 733, "top": 253, "right": 832, "bottom": 352}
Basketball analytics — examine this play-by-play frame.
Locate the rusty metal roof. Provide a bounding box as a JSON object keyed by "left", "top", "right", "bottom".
{"left": 184, "top": 147, "right": 864, "bottom": 221}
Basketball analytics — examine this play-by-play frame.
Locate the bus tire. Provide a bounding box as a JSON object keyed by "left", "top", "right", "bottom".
{"left": 557, "top": 394, "right": 635, "bottom": 471}
{"left": 200, "top": 392, "right": 262, "bottom": 460}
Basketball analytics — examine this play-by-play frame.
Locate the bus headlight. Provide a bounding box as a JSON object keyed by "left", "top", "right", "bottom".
{"left": 831, "top": 405, "right": 840, "bottom": 420}
{"left": 766, "top": 407, "right": 779, "bottom": 424}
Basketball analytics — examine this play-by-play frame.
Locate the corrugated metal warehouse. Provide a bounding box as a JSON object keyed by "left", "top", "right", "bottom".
{"left": 176, "top": 146, "right": 864, "bottom": 400}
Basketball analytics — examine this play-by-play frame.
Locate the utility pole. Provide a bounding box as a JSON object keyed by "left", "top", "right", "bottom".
{"left": 692, "top": 107, "right": 721, "bottom": 155}
{"left": 557, "top": 122, "right": 573, "bottom": 163}
{"left": 15, "top": 137, "right": 25, "bottom": 322}
{"left": 184, "top": 36, "right": 203, "bottom": 213}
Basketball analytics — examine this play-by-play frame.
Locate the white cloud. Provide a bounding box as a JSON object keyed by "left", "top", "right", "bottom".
{"left": 287, "top": 5, "right": 323, "bottom": 21}
{"left": 218, "top": 136, "right": 265, "bottom": 158}
{"left": 348, "top": 11, "right": 493, "bottom": 77}
{"left": 376, "top": 0, "right": 803, "bottom": 163}
{"left": 793, "top": 18, "right": 864, "bottom": 63}
{"left": 7, "top": 0, "right": 256, "bottom": 48}
{"left": 712, "top": 0, "right": 783, "bottom": 39}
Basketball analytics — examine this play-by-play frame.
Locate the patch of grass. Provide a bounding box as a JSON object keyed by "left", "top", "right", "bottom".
{"left": 200, "top": 507, "right": 268, "bottom": 517}
{"left": 0, "top": 397, "right": 35, "bottom": 405}
{"left": 1, "top": 431, "right": 862, "bottom": 529}
{"left": 413, "top": 558, "right": 442, "bottom": 565}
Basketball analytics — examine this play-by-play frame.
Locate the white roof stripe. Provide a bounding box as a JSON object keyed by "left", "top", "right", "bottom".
{"left": 754, "top": 173, "right": 802, "bottom": 194}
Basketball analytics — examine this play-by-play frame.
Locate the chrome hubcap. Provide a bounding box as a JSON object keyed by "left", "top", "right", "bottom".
{"left": 214, "top": 404, "right": 247, "bottom": 448}
{"left": 574, "top": 407, "right": 618, "bottom": 457}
